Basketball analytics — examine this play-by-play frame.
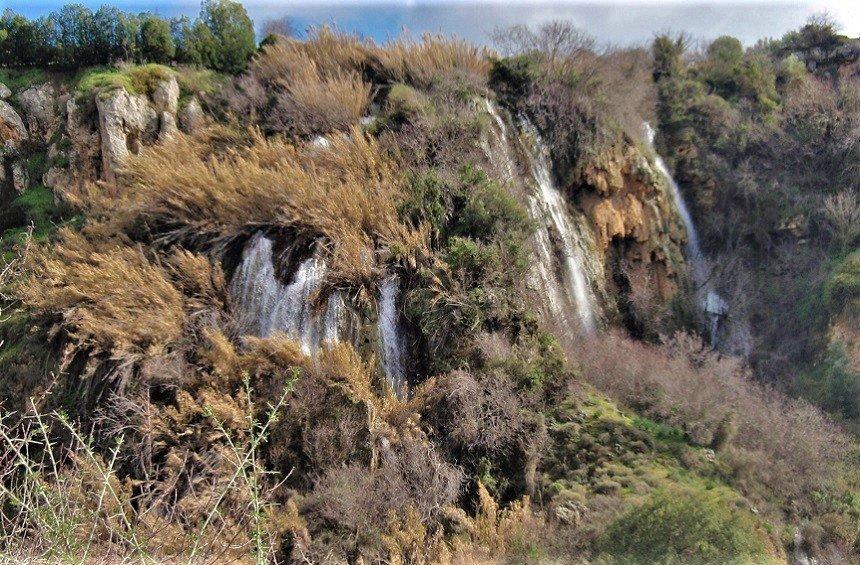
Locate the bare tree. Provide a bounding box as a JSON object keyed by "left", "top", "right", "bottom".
{"left": 822, "top": 190, "right": 860, "bottom": 249}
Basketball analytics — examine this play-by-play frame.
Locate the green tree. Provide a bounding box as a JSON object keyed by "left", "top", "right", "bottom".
{"left": 199, "top": 0, "right": 255, "bottom": 73}
{"left": 139, "top": 15, "right": 175, "bottom": 63}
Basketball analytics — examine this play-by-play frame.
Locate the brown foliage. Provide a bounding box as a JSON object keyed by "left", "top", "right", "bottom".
{"left": 20, "top": 229, "right": 185, "bottom": 360}
{"left": 110, "top": 129, "right": 424, "bottom": 285}
{"left": 373, "top": 34, "right": 491, "bottom": 91}
{"left": 575, "top": 331, "right": 850, "bottom": 502}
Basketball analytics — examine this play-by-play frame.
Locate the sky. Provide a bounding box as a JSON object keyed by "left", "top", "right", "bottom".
{"left": 2, "top": 0, "right": 858, "bottom": 47}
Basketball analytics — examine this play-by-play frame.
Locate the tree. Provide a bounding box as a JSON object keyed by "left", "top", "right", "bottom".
{"left": 199, "top": 0, "right": 255, "bottom": 74}
{"left": 139, "top": 15, "right": 175, "bottom": 63}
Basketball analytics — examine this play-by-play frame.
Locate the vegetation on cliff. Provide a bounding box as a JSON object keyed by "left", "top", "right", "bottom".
{"left": 0, "top": 7, "right": 857, "bottom": 564}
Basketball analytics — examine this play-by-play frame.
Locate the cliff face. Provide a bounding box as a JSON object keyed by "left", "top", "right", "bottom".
{"left": 0, "top": 74, "right": 204, "bottom": 207}
{"left": 566, "top": 144, "right": 688, "bottom": 331}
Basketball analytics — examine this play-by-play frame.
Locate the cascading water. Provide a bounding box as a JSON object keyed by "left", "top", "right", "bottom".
{"left": 481, "top": 100, "right": 599, "bottom": 333}
{"left": 378, "top": 276, "right": 406, "bottom": 396}
{"left": 230, "top": 233, "right": 341, "bottom": 353}
{"left": 520, "top": 116, "right": 598, "bottom": 333}
{"left": 643, "top": 123, "right": 728, "bottom": 348}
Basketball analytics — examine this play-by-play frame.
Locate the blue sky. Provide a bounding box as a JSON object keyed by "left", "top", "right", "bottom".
{"left": 3, "top": 1, "right": 858, "bottom": 47}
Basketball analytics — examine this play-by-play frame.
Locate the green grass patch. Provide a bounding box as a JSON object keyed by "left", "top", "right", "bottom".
{"left": 76, "top": 64, "right": 175, "bottom": 98}
{"left": 598, "top": 484, "right": 773, "bottom": 564}
{"left": 0, "top": 68, "right": 52, "bottom": 92}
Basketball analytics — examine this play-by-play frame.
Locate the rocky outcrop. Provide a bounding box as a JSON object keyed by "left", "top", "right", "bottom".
{"left": 0, "top": 100, "right": 28, "bottom": 157}
{"left": 569, "top": 144, "right": 687, "bottom": 312}
{"left": 152, "top": 76, "right": 180, "bottom": 115}
{"left": 18, "top": 83, "right": 58, "bottom": 140}
{"left": 95, "top": 88, "right": 159, "bottom": 182}
{"left": 179, "top": 97, "right": 205, "bottom": 133}
{"left": 0, "top": 83, "right": 10, "bottom": 100}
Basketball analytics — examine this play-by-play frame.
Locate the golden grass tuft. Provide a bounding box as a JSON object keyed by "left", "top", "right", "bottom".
{"left": 373, "top": 34, "right": 491, "bottom": 90}
{"left": 112, "top": 129, "right": 425, "bottom": 284}
{"left": 20, "top": 228, "right": 185, "bottom": 360}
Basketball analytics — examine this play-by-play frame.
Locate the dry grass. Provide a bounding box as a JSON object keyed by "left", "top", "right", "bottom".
{"left": 19, "top": 229, "right": 185, "bottom": 361}
{"left": 251, "top": 27, "right": 373, "bottom": 83}
{"left": 373, "top": 34, "right": 491, "bottom": 91}
{"left": 109, "top": 129, "right": 424, "bottom": 285}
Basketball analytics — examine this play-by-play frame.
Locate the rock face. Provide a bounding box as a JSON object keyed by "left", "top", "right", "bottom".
{"left": 18, "top": 83, "right": 58, "bottom": 140}
{"left": 152, "top": 77, "right": 180, "bottom": 115}
{"left": 0, "top": 83, "right": 10, "bottom": 100}
{"left": 95, "top": 88, "right": 159, "bottom": 182}
{"left": 179, "top": 97, "right": 205, "bottom": 133}
{"left": 568, "top": 144, "right": 687, "bottom": 318}
{"left": 0, "top": 100, "right": 28, "bottom": 156}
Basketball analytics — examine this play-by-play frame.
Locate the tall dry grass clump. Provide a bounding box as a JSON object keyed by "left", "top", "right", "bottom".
{"left": 237, "top": 28, "right": 374, "bottom": 137}
{"left": 19, "top": 229, "right": 185, "bottom": 361}
{"left": 112, "top": 129, "right": 424, "bottom": 283}
{"left": 374, "top": 34, "right": 491, "bottom": 90}
{"left": 251, "top": 27, "right": 373, "bottom": 83}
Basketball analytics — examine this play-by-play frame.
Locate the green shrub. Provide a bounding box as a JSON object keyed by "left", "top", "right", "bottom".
{"left": 489, "top": 54, "right": 537, "bottom": 108}
{"left": 824, "top": 250, "right": 860, "bottom": 315}
{"left": 599, "top": 485, "right": 770, "bottom": 563}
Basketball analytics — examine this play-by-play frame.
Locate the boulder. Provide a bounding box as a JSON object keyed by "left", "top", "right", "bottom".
{"left": 43, "top": 166, "right": 70, "bottom": 191}
{"left": 0, "top": 83, "right": 10, "bottom": 99}
{"left": 0, "top": 100, "right": 28, "bottom": 156}
{"left": 95, "top": 88, "right": 158, "bottom": 182}
{"left": 18, "top": 83, "right": 58, "bottom": 139}
{"left": 159, "top": 111, "right": 178, "bottom": 141}
{"left": 11, "top": 161, "right": 29, "bottom": 193}
{"left": 178, "top": 97, "right": 205, "bottom": 133}
{"left": 152, "top": 76, "right": 179, "bottom": 115}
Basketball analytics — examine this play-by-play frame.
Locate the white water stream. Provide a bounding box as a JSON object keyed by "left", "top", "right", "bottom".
{"left": 482, "top": 101, "right": 599, "bottom": 333}
{"left": 644, "top": 123, "right": 728, "bottom": 347}
{"left": 520, "top": 116, "right": 598, "bottom": 333}
{"left": 230, "top": 233, "right": 340, "bottom": 353}
{"left": 378, "top": 276, "right": 406, "bottom": 396}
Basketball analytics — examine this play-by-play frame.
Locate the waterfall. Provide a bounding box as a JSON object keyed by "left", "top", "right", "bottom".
{"left": 644, "top": 123, "right": 728, "bottom": 348}
{"left": 378, "top": 276, "right": 406, "bottom": 396}
{"left": 520, "top": 116, "right": 598, "bottom": 333}
{"left": 481, "top": 100, "right": 599, "bottom": 333}
{"left": 644, "top": 123, "right": 704, "bottom": 273}
{"left": 230, "top": 233, "right": 337, "bottom": 353}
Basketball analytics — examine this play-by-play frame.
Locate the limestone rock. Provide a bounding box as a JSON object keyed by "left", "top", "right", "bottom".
{"left": 0, "top": 100, "right": 28, "bottom": 156}
{"left": 178, "top": 97, "right": 205, "bottom": 133}
{"left": 0, "top": 83, "right": 10, "bottom": 99}
{"left": 159, "top": 111, "right": 178, "bottom": 141}
{"left": 95, "top": 88, "right": 158, "bottom": 182}
{"left": 11, "top": 161, "right": 29, "bottom": 193}
{"left": 43, "top": 166, "right": 69, "bottom": 191}
{"left": 18, "top": 83, "right": 58, "bottom": 139}
{"left": 152, "top": 76, "right": 179, "bottom": 115}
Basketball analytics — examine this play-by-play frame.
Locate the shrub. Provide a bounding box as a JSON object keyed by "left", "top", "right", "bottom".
{"left": 373, "top": 34, "right": 490, "bottom": 92}
{"left": 576, "top": 331, "right": 850, "bottom": 502}
{"left": 599, "top": 485, "right": 771, "bottom": 563}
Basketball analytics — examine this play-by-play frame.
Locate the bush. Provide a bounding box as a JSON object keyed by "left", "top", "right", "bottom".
{"left": 199, "top": 0, "right": 255, "bottom": 74}
{"left": 139, "top": 15, "right": 175, "bottom": 63}
{"left": 599, "top": 485, "right": 770, "bottom": 563}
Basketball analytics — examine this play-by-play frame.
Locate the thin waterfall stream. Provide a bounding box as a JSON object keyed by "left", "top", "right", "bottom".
{"left": 644, "top": 123, "right": 728, "bottom": 347}
{"left": 230, "top": 233, "right": 340, "bottom": 353}
{"left": 520, "top": 115, "right": 598, "bottom": 333}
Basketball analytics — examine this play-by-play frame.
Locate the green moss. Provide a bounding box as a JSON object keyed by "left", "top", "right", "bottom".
{"left": 9, "top": 184, "right": 60, "bottom": 240}
{"left": 76, "top": 64, "right": 174, "bottom": 98}
{"left": 598, "top": 485, "right": 772, "bottom": 564}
